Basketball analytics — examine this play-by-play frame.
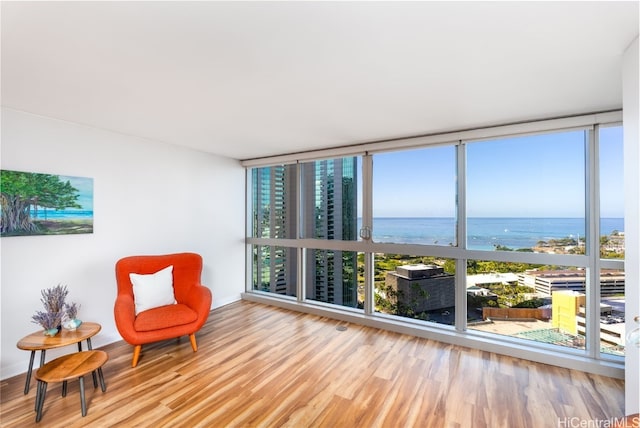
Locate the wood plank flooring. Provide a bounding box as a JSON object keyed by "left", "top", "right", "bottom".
{"left": 0, "top": 300, "right": 626, "bottom": 427}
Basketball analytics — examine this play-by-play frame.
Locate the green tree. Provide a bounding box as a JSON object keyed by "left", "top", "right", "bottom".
{"left": 513, "top": 298, "right": 546, "bottom": 308}
{"left": 374, "top": 283, "right": 429, "bottom": 318}
{"left": 1, "top": 170, "right": 81, "bottom": 234}
{"left": 443, "top": 259, "right": 456, "bottom": 274}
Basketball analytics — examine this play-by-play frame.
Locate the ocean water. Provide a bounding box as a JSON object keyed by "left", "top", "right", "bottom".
{"left": 359, "top": 217, "right": 624, "bottom": 250}
{"left": 30, "top": 209, "right": 93, "bottom": 221}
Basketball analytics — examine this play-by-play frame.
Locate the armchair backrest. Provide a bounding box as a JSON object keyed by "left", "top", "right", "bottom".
{"left": 115, "top": 252, "right": 203, "bottom": 303}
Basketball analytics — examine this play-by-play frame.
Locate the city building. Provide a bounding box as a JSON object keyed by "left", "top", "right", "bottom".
{"left": 252, "top": 165, "right": 298, "bottom": 296}
{"left": 252, "top": 159, "right": 358, "bottom": 306}
{"left": 385, "top": 264, "right": 455, "bottom": 313}
{"left": 466, "top": 286, "right": 499, "bottom": 301}
{"left": 552, "top": 290, "right": 626, "bottom": 350}
{"left": 603, "top": 231, "right": 626, "bottom": 254}
{"left": 552, "top": 290, "right": 586, "bottom": 335}
{"left": 302, "top": 158, "right": 358, "bottom": 307}
{"left": 466, "top": 272, "right": 519, "bottom": 288}
{"left": 519, "top": 269, "right": 625, "bottom": 296}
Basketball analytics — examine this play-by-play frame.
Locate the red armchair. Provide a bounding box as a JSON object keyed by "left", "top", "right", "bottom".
{"left": 114, "top": 253, "right": 212, "bottom": 367}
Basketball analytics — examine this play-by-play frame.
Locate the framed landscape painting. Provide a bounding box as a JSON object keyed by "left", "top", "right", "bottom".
{"left": 0, "top": 169, "right": 93, "bottom": 237}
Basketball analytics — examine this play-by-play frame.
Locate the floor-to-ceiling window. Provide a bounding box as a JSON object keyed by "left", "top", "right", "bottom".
{"left": 250, "top": 157, "right": 363, "bottom": 309}
{"left": 464, "top": 130, "right": 591, "bottom": 352}
{"left": 598, "top": 124, "right": 625, "bottom": 357}
{"left": 251, "top": 164, "right": 298, "bottom": 297}
{"left": 245, "top": 112, "right": 624, "bottom": 374}
{"left": 370, "top": 145, "right": 458, "bottom": 326}
{"left": 301, "top": 158, "right": 360, "bottom": 308}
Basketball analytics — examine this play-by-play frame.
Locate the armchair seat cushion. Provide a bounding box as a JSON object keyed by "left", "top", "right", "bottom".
{"left": 134, "top": 304, "right": 198, "bottom": 332}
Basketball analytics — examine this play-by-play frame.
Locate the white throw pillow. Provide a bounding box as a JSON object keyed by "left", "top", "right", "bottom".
{"left": 130, "top": 265, "right": 177, "bottom": 315}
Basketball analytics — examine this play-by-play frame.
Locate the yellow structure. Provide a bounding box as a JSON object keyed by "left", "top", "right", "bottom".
{"left": 551, "top": 290, "right": 585, "bottom": 335}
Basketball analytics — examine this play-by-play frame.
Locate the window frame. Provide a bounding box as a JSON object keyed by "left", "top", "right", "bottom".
{"left": 243, "top": 111, "right": 625, "bottom": 377}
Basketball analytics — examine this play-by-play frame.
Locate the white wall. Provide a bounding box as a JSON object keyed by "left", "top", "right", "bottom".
{"left": 0, "top": 108, "right": 246, "bottom": 379}
{"left": 623, "top": 36, "right": 639, "bottom": 416}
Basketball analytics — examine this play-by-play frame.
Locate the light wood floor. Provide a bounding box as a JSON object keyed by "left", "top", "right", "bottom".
{"left": 0, "top": 300, "right": 626, "bottom": 428}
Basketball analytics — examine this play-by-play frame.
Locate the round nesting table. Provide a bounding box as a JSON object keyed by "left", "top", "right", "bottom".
{"left": 34, "top": 350, "right": 108, "bottom": 422}
{"left": 17, "top": 322, "right": 101, "bottom": 394}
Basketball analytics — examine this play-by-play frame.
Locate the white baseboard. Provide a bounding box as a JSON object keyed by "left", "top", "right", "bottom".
{"left": 212, "top": 293, "right": 242, "bottom": 309}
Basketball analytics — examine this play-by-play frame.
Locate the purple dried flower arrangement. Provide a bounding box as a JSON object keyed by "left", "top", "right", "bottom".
{"left": 31, "top": 284, "right": 71, "bottom": 333}
{"left": 31, "top": 310, "right": 63, "bottom": 331}
{"left": 65, "top": 302, "right": 80, "bottom": 320}
{"left": 40, "top": 284, "right": 68, "bottom": 313}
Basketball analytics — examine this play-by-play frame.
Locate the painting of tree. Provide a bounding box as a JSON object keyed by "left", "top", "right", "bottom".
{"left": 1, "top": 170, "right": 93, "bottom": 236}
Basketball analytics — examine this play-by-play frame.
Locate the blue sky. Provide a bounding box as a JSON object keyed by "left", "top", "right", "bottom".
{"left": 598, "top": 126, "right": 625, "bottom": 217}
{"left": 64, "top": 175, "right": 94, "bottom": 211}
{"left": 363, "top": 125, "right": 624, "bottom": 218}
{"left": 371, "top": 145, "right": 456, "bottom": 217}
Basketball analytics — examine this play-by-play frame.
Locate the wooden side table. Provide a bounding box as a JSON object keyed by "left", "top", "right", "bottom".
{"left": 34, "top": 350, "right": 108, "bottom": 422}
{"left": 17, "top": 322, "right": 101, "bottom": 394}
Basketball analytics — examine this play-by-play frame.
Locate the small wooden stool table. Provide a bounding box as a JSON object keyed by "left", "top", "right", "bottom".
{"left": 34, "top": 350, "right": 108, "bottom": 423}
{"left": 17, "top": 322, "right": 102, "bottom": 394}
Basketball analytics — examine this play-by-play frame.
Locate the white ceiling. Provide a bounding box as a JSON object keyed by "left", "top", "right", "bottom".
{"left": 1, "top": 1, "right": 638, "bottom": 160}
